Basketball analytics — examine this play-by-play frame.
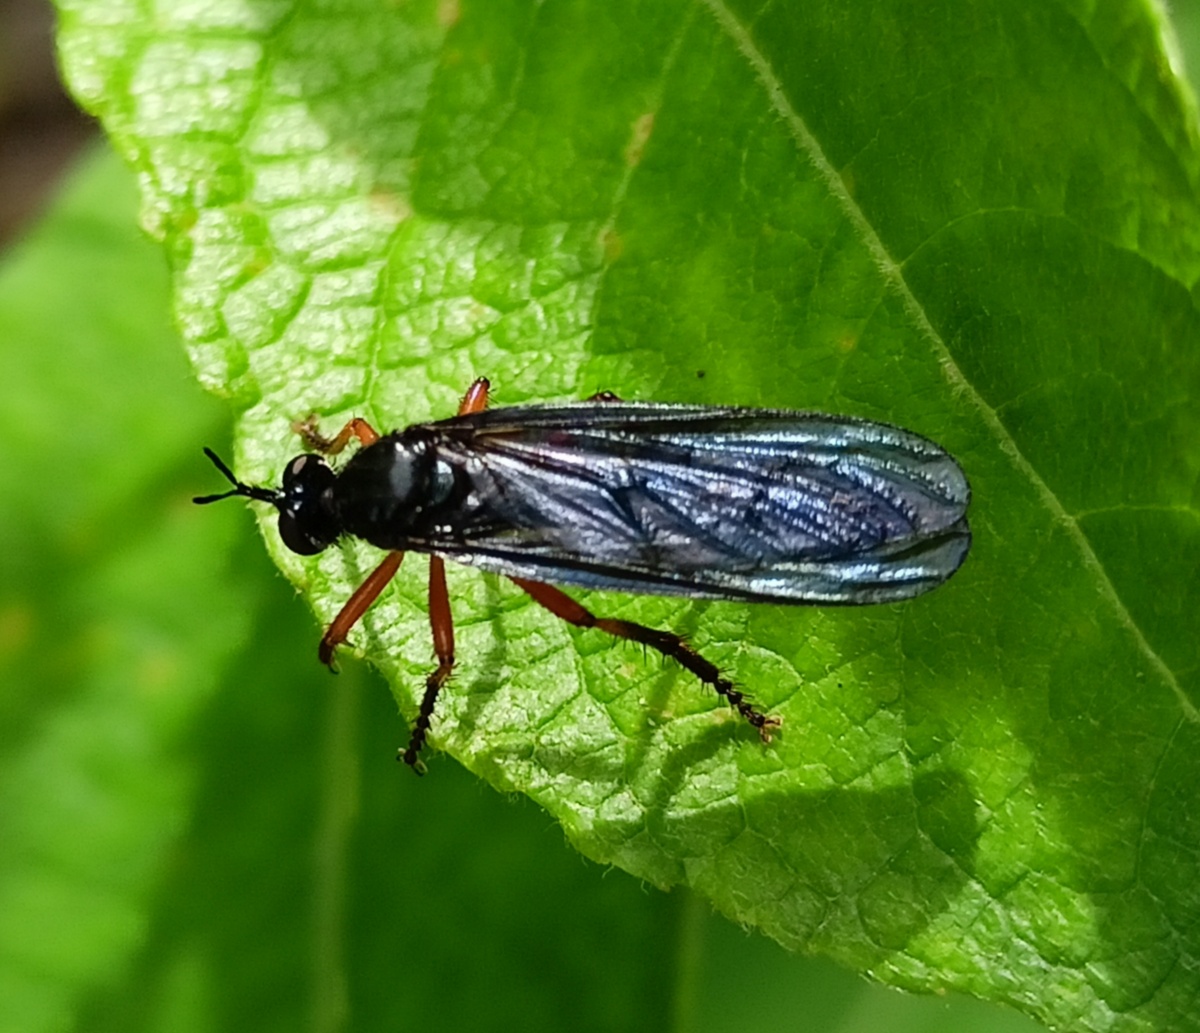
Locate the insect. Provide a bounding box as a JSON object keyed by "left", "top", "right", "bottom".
{"left": 195, "top": 378, "right": 971, "bottom": 773}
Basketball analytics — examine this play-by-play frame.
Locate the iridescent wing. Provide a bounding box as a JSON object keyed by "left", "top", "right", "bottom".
{"left": 420, "top": 402, "right": 971, "bottom": 604}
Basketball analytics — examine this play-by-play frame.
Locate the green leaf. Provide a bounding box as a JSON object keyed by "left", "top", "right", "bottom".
{"left": 3, "top": 147, "right": 1049, "bottom": 1033}
{"left": 54, "top": 1, "right": 1200, "bottom": 1031}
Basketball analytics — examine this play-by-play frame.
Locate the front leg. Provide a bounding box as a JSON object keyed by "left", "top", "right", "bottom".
{"left": 320, "top": 551, "right": 405, "bottom": 668}
{"left": 294, "top": 415, "right": 380, "bottom": 455}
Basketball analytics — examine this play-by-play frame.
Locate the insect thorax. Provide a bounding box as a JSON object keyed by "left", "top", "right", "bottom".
{"left": 331, "top": 430, "right": 462, "bottom": 548}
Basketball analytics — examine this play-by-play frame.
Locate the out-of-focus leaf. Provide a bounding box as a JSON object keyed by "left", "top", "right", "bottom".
{"left": 0, "top": 146, "right": 254, "bottom": 1032}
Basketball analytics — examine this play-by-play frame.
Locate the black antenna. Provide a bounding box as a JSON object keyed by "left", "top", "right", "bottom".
{"left": 194, "top": 448, "right": 279, "bottom": 506}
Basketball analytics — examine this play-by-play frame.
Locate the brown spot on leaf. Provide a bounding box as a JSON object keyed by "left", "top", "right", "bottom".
{"left": 624, "top": 112, "right": 655, "bottom": 167}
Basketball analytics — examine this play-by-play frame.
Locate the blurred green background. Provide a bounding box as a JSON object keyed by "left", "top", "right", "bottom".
{"left": 2, "top": 2, "right": 1198, "bottom": 1031}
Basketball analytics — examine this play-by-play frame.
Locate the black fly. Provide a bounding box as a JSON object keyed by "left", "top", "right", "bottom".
{"left": 196, "top": 378, "right": 971, "bottom": 772}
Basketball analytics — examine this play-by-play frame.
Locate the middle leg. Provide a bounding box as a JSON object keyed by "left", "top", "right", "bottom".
{"left": 396, "top": 379, "right": 486, "bottom": 771}
{"left": 399, "top": 555, "right": 456, "bottom": 774}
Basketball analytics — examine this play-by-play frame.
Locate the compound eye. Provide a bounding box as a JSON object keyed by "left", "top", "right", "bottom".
{"left": 278, "top": 509, "right": 330, "bottom": 555}
{"left": 276, "top": 454, "right": 339, "bottom": 555}
{"left": 282, "top": 453, "right": 334, "bottom": 493}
